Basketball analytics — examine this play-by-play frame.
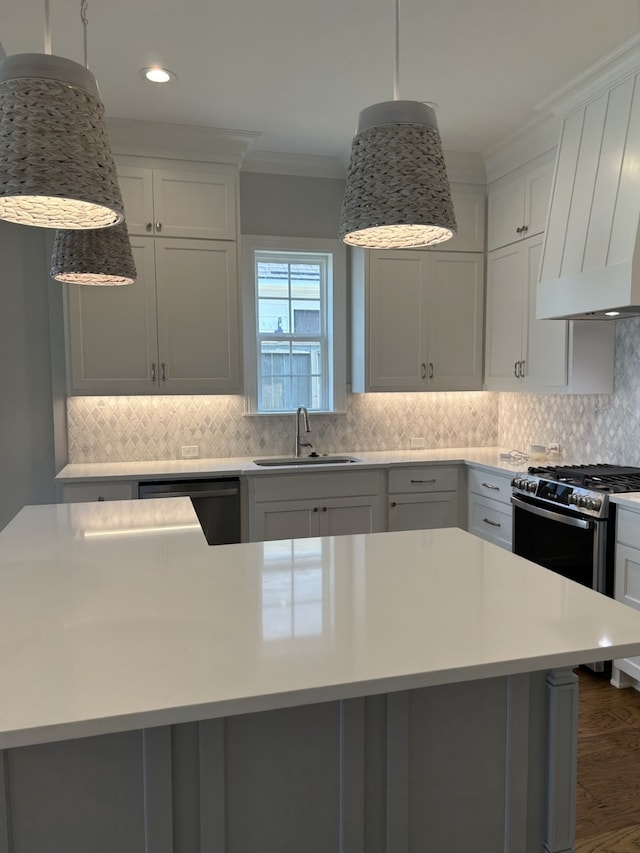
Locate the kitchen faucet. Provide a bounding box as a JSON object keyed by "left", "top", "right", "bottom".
{"left": 294, "top": 406, "right": 313, "bottom": 457}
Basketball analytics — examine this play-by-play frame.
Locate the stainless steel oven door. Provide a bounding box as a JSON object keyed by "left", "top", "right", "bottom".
{"left": 511, "top": 494, "right": 608, "bottom": 594}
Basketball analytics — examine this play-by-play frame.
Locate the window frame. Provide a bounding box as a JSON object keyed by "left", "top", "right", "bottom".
{"left": 242, "top": 235, "right": 346, "bottom": 415}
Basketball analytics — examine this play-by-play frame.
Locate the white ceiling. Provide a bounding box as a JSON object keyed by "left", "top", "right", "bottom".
{"left": 4, "top": 0, "right": 640, "bottom": 168}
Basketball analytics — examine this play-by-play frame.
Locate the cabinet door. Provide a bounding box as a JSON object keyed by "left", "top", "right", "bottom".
{"left": 484, "top": 244, "right": 526, "bottom": 390}
{"left": 426, "top": 253, "right": 484, "bottom": 391}
{"left": 468, "top": 494, "right": 512, "bottom": 550}
{"left": 154, "top": 238, "right": 241, "bottom": 393}
{"left": 440, "top": 188, "right": 485, "bottom": 253}
{"left": 614, "top": 543, "right": 640, "bottom": 679}
{"left": 487, "top": 177, "right": 524, "bottom": 251}
{"left": 365, "top": 251, "right": 428, "bottom": 391}
{"left": 321, "top": 496, "right": 380, "bottom": 536}
{"left": 66, "top": 238, "right": 159, "bottom": 394}
{"left": 116, "top": 166, "right": 155, "bottom": 236}
{"left": 521, "top": 235, "right": 568, "bottom": 390}
{"left": 388, "top": 493, "right": 458, "bottom": 531}
{"left": 524, "top": 161, "right": 554, "bottom": 239}
{"left": 253, "top": 499, "right": 320, "bottom": 541}
{"left": 152, "top": 169, "right": 237, "bottom": 240}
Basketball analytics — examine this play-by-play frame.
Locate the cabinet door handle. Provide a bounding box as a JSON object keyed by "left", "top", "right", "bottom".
{"left": 313, "top": 506, "right": 319, "bottom": 512}
{"left": 321, "top": 506, "right": 328, "bottom": 512}
{"left": 522, "top": 225, "right": 529, "bottom": 233}
{"left": 411, "top": 478, "right": 436, "bottom": 484}
{"left": 519, "top": 359, "right": 525, "bottom": 378}
{"left": 483, "top": 518, "right": 501, "bottom": 527}
{"left": 428, "top": 362, "right": 434, "bottom": 379}
{"left": 481, "top": 482, "right": 500, "bottom": 491}
{"left": 161, "top": 362, "right": 167, "bottom": 382}
{"left": 420, "top": 362, "right": 427, "bottom": 380}
{"left": 145, "top": 222, "right": 153, "bottom": 232}
{"left": 151, "top": 362, "right": 156, "bottom": 382}
{"left": 514, "top": 361, "right": 519, "bottom": 378}
{"left": 156, "top": 221, "right": 162, "bottom": 232}
{"left": 516, "top": 225, "right": 524, "bottom": 234}
{"left": 390, "top": 501, "right": 397, "bottom": 508}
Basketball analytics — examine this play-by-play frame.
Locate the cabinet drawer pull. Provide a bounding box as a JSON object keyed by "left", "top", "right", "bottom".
{"left": 151, "top": 362, "right": 156, "bottom": 382}
{"left": 156, "top": 221, "right": 162, "bottom": 231}
{"left": 428, "top": 362, "right": 434, "bottom": 379}
{"left": 161, "top": 362, "right": 167, "bottom": 382}
{"left": 420, "top": 362, "right": 427, "bottom": 380}
{"left": 481, "top": 482, "right": 500, "bottom": 491}
{"left": 483, "top": 518, "right": 501, "bottom": 527}
{"left": 411, "top": 479, "right": 436, "bottom": 484}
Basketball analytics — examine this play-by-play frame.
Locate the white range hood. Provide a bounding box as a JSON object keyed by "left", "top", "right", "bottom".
{"left": 537, "top": 35, "right": 640, "bottom": 320}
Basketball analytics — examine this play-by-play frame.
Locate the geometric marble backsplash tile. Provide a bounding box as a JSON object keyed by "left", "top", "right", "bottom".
{"left": 499, "top": 316, "right": 640, "bottom": 464}
{"left": 67, "top": 390, "right": 499, "bottom": 463}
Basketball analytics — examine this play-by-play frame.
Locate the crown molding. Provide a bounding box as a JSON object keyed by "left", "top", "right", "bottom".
{"left": 483, "top": 113, "right": 559, "bottom": 184}
{"left": 241, "top": 149, "right": 347, "bottom": 179}
{"left": 106, "top": 117, "right": 261, "bottom": 165}
{"left": 538, "top": 33, "right": 640, "bottom": 117}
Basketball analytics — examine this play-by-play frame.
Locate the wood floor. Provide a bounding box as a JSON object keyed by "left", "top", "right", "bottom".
{"left": 576, "top": 668, "right": 640, "bottom": 852}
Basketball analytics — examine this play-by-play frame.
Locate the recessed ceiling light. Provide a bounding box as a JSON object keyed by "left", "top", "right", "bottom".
{"left": 604, "top": 311, "right": 621, "bottom": 317}
{"left": 140, "top": 66, "right": 176, "bottom": 84}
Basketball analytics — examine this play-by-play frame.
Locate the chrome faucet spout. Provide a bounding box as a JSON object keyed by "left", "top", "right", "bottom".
{"left": 294, "top": 406, "right": 313, "bottom": 457}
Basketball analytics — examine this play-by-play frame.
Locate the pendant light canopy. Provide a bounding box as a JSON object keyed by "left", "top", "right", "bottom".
{"left": 339, "top": 2, "right": 456, "bottom": 249}
{"left": 0, "top": 3, "right": 124, "bottom": 230}
{"left": 50, "top": 221, "right": 136, "bottom": 286}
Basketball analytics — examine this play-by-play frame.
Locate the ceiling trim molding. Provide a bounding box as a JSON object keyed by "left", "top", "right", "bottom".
{"left": 483, "top": 113, "right": 559, "bottom": 184}
{"left": 241, "top": 149, "right": 347, "bottom": 179}
{"left": 106, "top": 117, "right": 261, "bottom": 165}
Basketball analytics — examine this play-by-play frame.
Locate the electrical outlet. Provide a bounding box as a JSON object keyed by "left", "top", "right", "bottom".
{"left": 181, "top": 445, "right": 199, "bottom": 459}
{"left": 410, "top": 437, "right": 426, "bottom": 449}
{"left": 548, "top": 442, "right": 561, "bottom": 454}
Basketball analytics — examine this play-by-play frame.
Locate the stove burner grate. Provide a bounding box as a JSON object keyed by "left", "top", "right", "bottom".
{"left": 527, "top": 463, "right": 640, "bottom": 493}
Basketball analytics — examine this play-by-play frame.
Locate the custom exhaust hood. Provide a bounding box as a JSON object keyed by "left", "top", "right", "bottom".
{"left": 537, "top": 35, "right": 640, "bottom": 320}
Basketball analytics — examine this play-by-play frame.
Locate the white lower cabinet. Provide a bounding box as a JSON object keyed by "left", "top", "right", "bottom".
{"left": 249, "top": 470, "right": 384, "bottom": 542}
{"left": 387, "top": 466, "right": 460, "bottom": 531}
{"left": 466, "top": 467, "right": 514, "bottom": 550}
{"left": 613, "top": 507, "right": 640, "bottom": 684}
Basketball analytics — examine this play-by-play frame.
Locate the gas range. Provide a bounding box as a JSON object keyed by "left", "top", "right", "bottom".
{"left": 511, "top": 464, "right": 640, "bottom": 520}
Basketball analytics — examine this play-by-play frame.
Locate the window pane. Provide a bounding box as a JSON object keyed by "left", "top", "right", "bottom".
{"left": 293, "top": 307, "right": 320, "bottom": 333}
{"left": 257, "top": 262, "right": 289, "bottom": 299}
{"left": 258, "top": 298, "right": 290, "bottom": 333}
{"left": 290, "top": 263, "right": 321, "bottom": 300}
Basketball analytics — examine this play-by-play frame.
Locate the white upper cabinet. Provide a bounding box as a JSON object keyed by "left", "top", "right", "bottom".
{"left": 485, "top": 234, "right": 615, "bottom": 393}
{"left": 438, "top": 186, "right": 486, "bottom": 253}
{"left": 117, "top": 164, "right": 238, "bottom": 240}
{"left": 487, "top": 155, "right": 554, "bottom": 251}
{"left": 352, "top": 249, "right": 484, "bottom": 393}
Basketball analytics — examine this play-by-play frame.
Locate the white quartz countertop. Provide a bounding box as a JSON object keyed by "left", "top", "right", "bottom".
{"left": 3, "top": 498, "right": 640, "bottom": 749}
{"left": 55, "top": 446, "right": 525, "bottom": 482}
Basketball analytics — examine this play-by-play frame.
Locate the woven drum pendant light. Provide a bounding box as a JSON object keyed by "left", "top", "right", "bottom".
{"left": 339, "top": 1, "right": 456, "bottom": 249}
{"left": 0, "top": 1, "right": 124, "bottom": 230}
{"left": 51, "top": 221, "right": 136, "bottom": 286}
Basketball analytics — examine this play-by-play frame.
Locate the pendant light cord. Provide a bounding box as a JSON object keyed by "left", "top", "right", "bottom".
{"left": 393, "top": 0, "right": 400, "bottom": 100}
{"left": 81, "top": 0, "right": 89, "bottom": 68}
{"left": 43, "top": 0, "right": 52, "bottom": 55}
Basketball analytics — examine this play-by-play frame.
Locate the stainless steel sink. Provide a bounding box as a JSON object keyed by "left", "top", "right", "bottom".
{"left": 253, "top": 455, "right": 361, "bottom": 466}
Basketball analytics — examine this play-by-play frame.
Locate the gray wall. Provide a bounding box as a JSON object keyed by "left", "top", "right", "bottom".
{"left": 0, "top": 222, "right": 60, "bottom": 530}
{"left": 240, "top": 172, "right": 345, "bottom": 238}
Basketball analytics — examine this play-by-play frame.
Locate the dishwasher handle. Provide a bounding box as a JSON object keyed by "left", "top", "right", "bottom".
{"left": 142, "top": 487, "right": 239, "bottom": 499}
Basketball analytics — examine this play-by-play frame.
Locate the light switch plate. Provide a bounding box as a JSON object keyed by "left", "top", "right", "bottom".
{"left": 181, "top": 445, "right": 199, "bottom": 459}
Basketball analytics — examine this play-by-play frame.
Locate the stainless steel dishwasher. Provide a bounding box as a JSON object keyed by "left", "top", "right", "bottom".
{"left": 138, "top": 478, "right": 241, "bottom": 545}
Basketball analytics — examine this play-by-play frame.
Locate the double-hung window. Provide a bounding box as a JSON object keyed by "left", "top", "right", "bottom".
{"left": 243, "top": 236, "right": 346, "bottom": 414}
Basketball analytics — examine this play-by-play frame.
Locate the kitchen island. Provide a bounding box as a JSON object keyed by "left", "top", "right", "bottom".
{"left": 3, "top": 500, "right": 640, "bottom": 853}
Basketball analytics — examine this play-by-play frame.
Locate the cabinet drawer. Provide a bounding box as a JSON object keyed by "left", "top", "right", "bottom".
{"left": 252, "top": 470, "right": 382, "bottom": 503}
{"left": 469, "top": 495, "right": 512, "bottom": 550}
{"left": 467, "top": 468, "right": 513, "bottom": 505}
{"left": 388, "top": 466, "right": 458, "bottom": 494}
{"left": 61, "top": 482, "right": 136, "bottom": 503}
{"left": 616, "top": 508, "right": 640, "bottom": 550}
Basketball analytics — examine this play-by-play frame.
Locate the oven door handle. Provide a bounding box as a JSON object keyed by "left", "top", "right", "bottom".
{"left": 510, "top": 495, "right": 593, "bottom": 530}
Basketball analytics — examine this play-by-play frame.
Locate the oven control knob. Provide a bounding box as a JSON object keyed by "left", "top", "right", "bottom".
{"left": 568, "top": 494, "right": 576, "bottom": 505}
{"left": 575, "top": 495, "right": 584, "bottom": 507}
{"left": 592, "top": 498, "right": 602, "bottom": 511}
{"left": 527, "top": 481, "right": 537, "bottom": 493}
